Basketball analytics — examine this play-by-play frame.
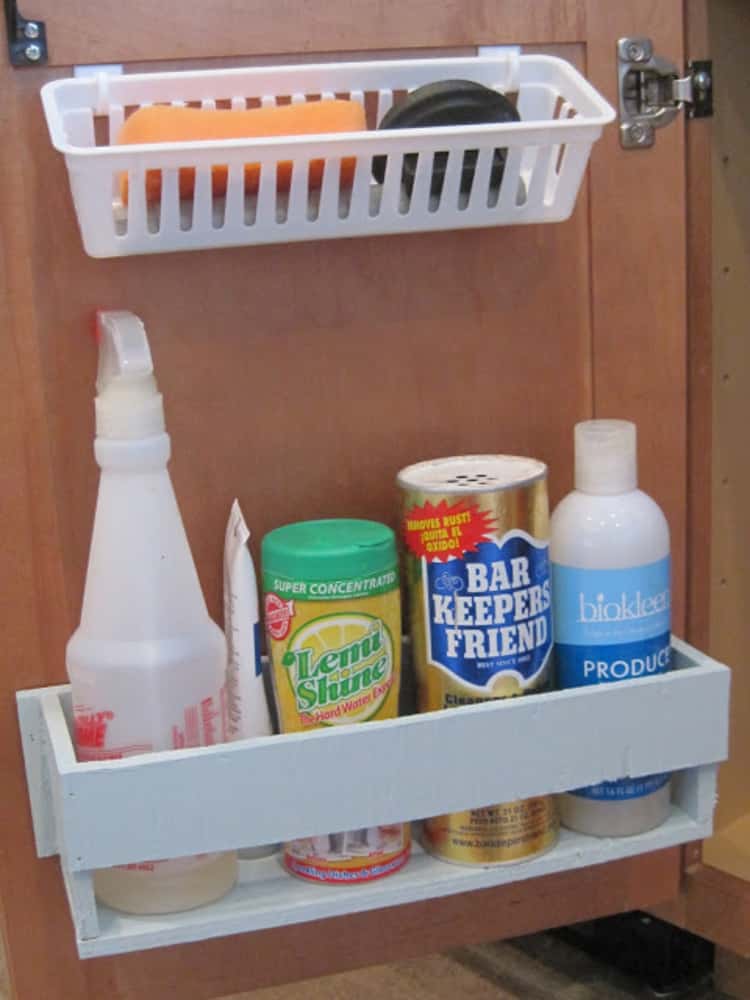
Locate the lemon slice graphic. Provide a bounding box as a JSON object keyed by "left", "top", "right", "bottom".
{"left": 286, "top": 613, "right": 394, "bottom": 724}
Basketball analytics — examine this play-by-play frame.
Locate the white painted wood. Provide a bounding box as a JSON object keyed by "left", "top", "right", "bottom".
{"left": 76, "top": 801, "right": 712, "bottom": 958}
{"left": 33, "top": 644, "right": 728, "bottom": 872}
{"left": 15, "top": 687, "right": 67, "bottom": 858}
{"left": 672, "top": 636, "right": 722, "bottom": 669}
{"left": 41, "top": 689, "right": 78, "bottom": 770}
{"left": 61, "top": 868, "right": 99, "bottom": 941}
{"left": 15, "top": 639, "right": 728, "bottom": 959}
{"left": 672, "top": 764, "right": 718, "bottom": 825}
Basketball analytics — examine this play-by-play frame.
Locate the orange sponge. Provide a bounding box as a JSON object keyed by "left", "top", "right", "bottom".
{"left": 117, "top": 101, "right": 367, "bottom": 203}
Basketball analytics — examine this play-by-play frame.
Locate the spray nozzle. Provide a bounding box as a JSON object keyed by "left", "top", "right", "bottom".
{"left": 96, "top": 310, "right": 153, "bottom": 393}
{"left": 95, "top": 310, "right": 166, "bottom": 440}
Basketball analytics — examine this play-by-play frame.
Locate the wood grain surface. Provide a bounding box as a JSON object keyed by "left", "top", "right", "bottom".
{"left": 707, "top": 0, "right": 750, "bottom": 834}
{"left": 654, "top": 862, "right": 750, "bottom": 961}
{"left": 585, "top": 0, "right": 688, "bottom": 634}
{"left": 7, "top": 63, "right": 595, "bottom": 635}
{"left": 0, "top": 1, "right": 705, "bottom": 997}
{"left": 683, "top": 0, "right": 713, "bottom": 654}
{"left": 30, "top": 1, "right": 584, "bottom": 67}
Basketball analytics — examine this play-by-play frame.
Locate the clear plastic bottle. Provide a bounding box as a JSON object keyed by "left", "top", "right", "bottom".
{"left": 66, "top": 311, "right": 237, "bottom": 913}
{"left": 550, "top": 420, "right": 672, "bottom": 837}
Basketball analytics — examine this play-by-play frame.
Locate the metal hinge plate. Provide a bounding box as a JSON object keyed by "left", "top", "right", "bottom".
{"left": 4, "top": 0, "right": 47, "bottom": 65}
{"left": 618, "top": 37, "right": 712, "bottom": 149}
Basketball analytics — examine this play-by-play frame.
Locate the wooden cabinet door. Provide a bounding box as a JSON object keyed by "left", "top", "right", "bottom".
{"left": 0, "top": 2, "right": 709, "bottom": 998}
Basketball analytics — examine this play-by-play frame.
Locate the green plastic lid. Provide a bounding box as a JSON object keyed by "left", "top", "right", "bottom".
{"left": 262, "top": 519, "right": 397, "bottom": 582}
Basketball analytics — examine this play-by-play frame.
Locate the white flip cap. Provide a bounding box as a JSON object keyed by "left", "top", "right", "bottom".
{"left": 575, "top": 420, "right": 637, "bottom": 495}
{"left": 95, "top": 311, "right": 165, "bottom": 439}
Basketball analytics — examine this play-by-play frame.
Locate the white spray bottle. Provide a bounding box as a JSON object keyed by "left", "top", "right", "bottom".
{"left": 66, "top": 310, "right": 237, "bottom": 913}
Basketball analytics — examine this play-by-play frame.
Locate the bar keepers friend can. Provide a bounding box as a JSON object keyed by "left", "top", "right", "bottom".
{"left": 261, "top": 519, "right": 410, "bottom": 883}
{"left": 398, "top": 456, "right": 559, "bottom": 864}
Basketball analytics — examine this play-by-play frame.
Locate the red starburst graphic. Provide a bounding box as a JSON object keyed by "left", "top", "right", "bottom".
{"left": 403, "top": 500, "right": 496, "bottom": 562}
{"left": 265, "top": 593, "right": 295, "bottom": 640}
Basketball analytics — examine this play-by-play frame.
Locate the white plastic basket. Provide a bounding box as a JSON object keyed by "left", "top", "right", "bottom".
{"left": 41, "top": 53, "right": 615, "bottom": 258}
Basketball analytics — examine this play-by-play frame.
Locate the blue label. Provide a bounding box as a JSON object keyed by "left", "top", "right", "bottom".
{"left": 552, "top": 557, "right": 671, "bottom": 801}
{"left": 571, "top": 772, "right": 670, "bottom": 800}
{"left": 425, "top": 531, "right": 552, "bottom": 690}
{"left": 556, "top": 633, "right": 671, "bottom": 688}
{"left": 254, "top": 622, "right": 262, "bottom": 677}
{"left": 553, "top": 559, "right": 670, "bottom": 646}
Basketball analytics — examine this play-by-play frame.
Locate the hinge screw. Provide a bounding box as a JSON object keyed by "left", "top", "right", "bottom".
{"left": 628, "top": 123, "right": 648, "bottom": 144}
{"left": 626, "top": 41, "right": 648, "bottom": 62}
{"left": 23, "top": 21, "right": 40, "bottom": 40}
{"left": 693, "top": 70, "right": 712, "bottom": 92}
{"left": 24, "top": 42, "right": 42, "bottom": 62}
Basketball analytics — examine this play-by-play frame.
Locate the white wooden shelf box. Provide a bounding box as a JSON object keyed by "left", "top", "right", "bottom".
{"left": 41, "top": 51, "right": 614, "bottom": 257}
{"left": 16, "top": 638, "right": 729, "bottom": 958}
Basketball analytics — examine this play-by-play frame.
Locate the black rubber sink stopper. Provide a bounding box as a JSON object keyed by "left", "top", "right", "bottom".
{"left": 372, "top": 79, "right": 521, "bottom": 197}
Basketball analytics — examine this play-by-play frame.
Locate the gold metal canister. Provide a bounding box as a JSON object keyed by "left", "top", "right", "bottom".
{"left": 397, "top": 455, "right": 559, "bottom": 865}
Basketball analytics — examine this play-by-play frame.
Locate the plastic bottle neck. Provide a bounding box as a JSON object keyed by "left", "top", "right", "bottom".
{"left": 574, "top": 420, "right": 638, "bottom": 494}
{"left": 94, "top": 432, "right": 171, "bottom": 472}
{"left": 575, "top": 482, "right": 639, "bottom": 497}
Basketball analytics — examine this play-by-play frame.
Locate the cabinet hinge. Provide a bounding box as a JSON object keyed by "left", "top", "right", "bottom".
{"left": 4, "top": 0, "right": 47, "bottom": 66}
{"left": 618, "top": 37, "right": 712, "bottom": 149}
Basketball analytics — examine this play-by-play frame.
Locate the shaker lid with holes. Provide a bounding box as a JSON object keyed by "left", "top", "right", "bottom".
{"left": 396, "top": 455, "right": 547, "bottom": 493}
